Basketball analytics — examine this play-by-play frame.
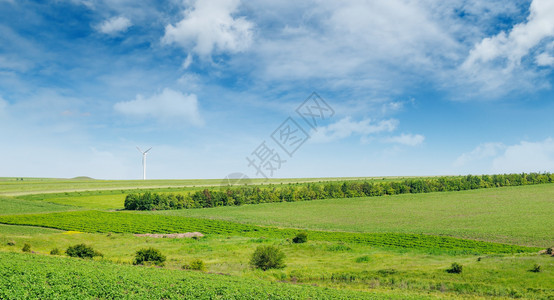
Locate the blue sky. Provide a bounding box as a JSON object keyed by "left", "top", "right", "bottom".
{"left": 1, "top": 0, "right": 554, "bottom": 180}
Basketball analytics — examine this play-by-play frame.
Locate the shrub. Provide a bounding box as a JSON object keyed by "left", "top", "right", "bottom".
{"left": 134, "top": 248, "right": 166, "bottom": 266}
{"left": 547, "top": 247, "right": 553, "bottom": 255}
{"left": 530, "top": 264, "right": 541, "bottom": 273}
{"left": 327, "top": 243, "right": 352, "bottom": 252}
{"left": 355, "top": 255, "right": 371, "bottom": 263}
{"left": 7, "top": 241, "right": 15, "bottom": 246}
{"left": 446, "top": 262, "right": 463, "bottom": 274}
{"left": 50, "top": 248, "right": 61, "bottom": 255}
{"left": 250, "top": 245, "right": 286, "bottom": 271}
{"left": 292, "top": 232, "right": 308, "bottom": 244}
{"left": 377, "top": 268, "right": 398, "bottom": 276}
{"left": 21, "top": 243, "right": 31, "bottom": 252}
{"left": 66, "top": 244, "right": 102, "bottom": 259}
{"left": 182, "top": 259, "right": 206, "bottom": 271}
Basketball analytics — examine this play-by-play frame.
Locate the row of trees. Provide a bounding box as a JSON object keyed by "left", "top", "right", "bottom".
{"left": 124, "top": 173, "right": 554, "bottom": 211}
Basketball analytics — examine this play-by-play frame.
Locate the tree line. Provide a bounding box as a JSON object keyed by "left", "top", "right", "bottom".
{"left": 124, "top": 173, "right": 554, "bottom": 211}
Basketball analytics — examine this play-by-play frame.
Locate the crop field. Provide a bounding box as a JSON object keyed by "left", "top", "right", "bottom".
{"left": 0, "top": 176, "right": 387, "bottom": 196}
{"left": 155, "top": 184, "right": 554, "bottom": 247}
{"left": 0, "top": 252, "right": 394, "bottom": 300}
{"left": 0, "top": 177, "right": 553, "bottom": 299}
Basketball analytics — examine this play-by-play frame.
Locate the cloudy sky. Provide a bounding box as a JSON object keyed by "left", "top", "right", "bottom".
{"left": 1, "top": 0, "right": 554, "bottom": 179}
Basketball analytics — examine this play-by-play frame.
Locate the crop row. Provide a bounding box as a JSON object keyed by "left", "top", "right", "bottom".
{"left": 0, "top": 211, "right": 538, "bottom": 254}
{"left": 0, "top": 252, "right": 391, "bottom": 300}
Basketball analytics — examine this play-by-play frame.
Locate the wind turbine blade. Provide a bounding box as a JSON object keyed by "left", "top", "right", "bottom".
{"left": 144, "top": 147, "right": 152, "bottom": 153}
{"left": 136, "top": 146, "right": 143, "bottom": 153}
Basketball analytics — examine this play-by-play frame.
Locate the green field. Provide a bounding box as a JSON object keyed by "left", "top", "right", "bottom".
{"left": 150, "top": 184, "right": 554, "bottom": 247}
{"left": 0, "top": 177, "right": 553, "bottom": 299}
{"left": 0, "top": 176, "right": 387, "bottom": 196}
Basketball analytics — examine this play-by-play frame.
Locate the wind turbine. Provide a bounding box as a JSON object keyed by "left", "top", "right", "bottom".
{"left": 136, "top": 146, "right": 152, "bottom": 180}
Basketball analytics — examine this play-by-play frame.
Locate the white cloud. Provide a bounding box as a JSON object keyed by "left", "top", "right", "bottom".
{"left": 454, "top": 139, "right": 554, "bottom": 174}
{"left": 492, "top": 138, "right": 554, "bottom": 173}
{"left": 310, "top": 117, "right": 397, "bottom": 143}
{"left": 97, "top": 16, "right": 132, "bottom": 35}
{"left": 463, "top": 0, "right": 554, "bottom": 70}
{"left": 114, "top": 88, "right": 203, "bottom": 126}
{"left": 162, "top": 0, "right": 253, "bottom": 58}
{"left": 182, "top": 53, "right": 193, "bottom": 69}
{"left": 384, "top": 134, "right": 425, "bottom": 146}
{"left": 536, "top": 52, "right": 554, "bottom": 66}
{"left": 454, "top": 142, "right": 506, "bottom": 167}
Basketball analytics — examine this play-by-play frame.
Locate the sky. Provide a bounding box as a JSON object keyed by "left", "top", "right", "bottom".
{"left": 1, "top": 0, "right": 554, "bottom": 180}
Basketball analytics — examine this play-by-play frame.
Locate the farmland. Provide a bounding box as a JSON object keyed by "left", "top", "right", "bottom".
{"left": 0, "top": 177, "right": 553, "bottom": 299}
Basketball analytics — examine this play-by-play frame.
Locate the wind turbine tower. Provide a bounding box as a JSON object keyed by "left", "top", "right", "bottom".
{"left": 136, "top": 147, "right": 152, "bottom": 180}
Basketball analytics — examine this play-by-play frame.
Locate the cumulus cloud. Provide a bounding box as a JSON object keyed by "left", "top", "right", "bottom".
{"left": 492, "top": 138, "right": 554, "bottom": 173}
{"left": 462, "top": 0, "right": 554, "bottom": 70}
{"left": 114, "top": 88, "right": 203, "bottom": 126}
{"left": 454, "top": 142, "right": 506, "bottom": 167}
{"left": 310, "top": 117, "right": 397, "bottom": 143}
{"left": 162, "top": 0, "right": 253, "bottom": 58}
{"left": 454, "top": 139, "right": 554, "bottom": 173}
{"left": 97, "top": 16, "right": 132, "bottom": 35}
{"left": 536, "top": 52, "right": 554, "bottom": 66}
{"left": 384, "top": 134, "right": 425, "bottom": 146}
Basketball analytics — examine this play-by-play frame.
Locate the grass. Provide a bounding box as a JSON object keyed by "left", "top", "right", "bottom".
{"left": 0, "top": 196, "right": 74, "bottom": 215}
{"left": 0, "top": 176, "right": 394, "bottom": 196}
{"left": 1, "top": 176, "right": 553, "bottom": 299}
{"left": 0, "top": 252, "right": 404, "bottom": 300}
{"left": 151, "top": 184, "right": 554, "bottom": 247}
{"left": 0, "top": 210, "right": 538, "bottom": 254}
{"left": 0, "top": 232, "right": 551, "bottom": 299}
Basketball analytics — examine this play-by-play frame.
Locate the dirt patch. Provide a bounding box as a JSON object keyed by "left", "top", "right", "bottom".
{"left": 135, "top": 232, "right": 204, "bottom": 238}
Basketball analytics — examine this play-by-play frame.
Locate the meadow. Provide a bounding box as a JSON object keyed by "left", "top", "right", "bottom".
{"left": 154, "top": 184, "right": 554, "bottom": 247}
{"left": 0, "top": 177, "right": 552, "bottom": 299}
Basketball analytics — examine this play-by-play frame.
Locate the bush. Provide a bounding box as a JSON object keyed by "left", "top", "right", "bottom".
{"left": 66, "top": 244, "right": 102, "bottom": 259}
{"left": 182, "top": 259, "right": 206, "bottom": 271}
{"left": 355, "top": 255, "right": 371, "bottom": 263}
{"left": 446, "top": 262, "right": 463, "bottom": 274}
{"left": 21, "top": 243, "right": 31, "bottom": 252}
{"left": 292, "top": 232, "right": 308, "bottom": 244}
{"left": 250, "top": 245, "right": 286, "bottom": 271}
{"left": 547, "top": 247, "right": 553, "bottom": 255}
{"left": 134, "top": 248, "right": 166, "bottom": 266}
{"left": 7, "top": 241, "right": 15, "bottom": 246}
{"left": 327, "top": 243, "right": 352, "bottom": 252}
{"left": 50, "top": 248, "right": 61, "bottom": 255}
{"left": 530, "top": 264, "right": 541, "bottom": 273}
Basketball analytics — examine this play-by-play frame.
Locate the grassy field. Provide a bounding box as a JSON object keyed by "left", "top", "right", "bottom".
{"left": 0, "top": 176, "right": 393, "bottom": 196}
{"left": 0, "top": 230, "right": 551, "bottom": 299}
{"left": 1, "top": 252, "right": 404, "bottom": 300}
{"left": 150, "top": 184, "right": 554, "bottom": 247}
{"left": 0, "top": 177, "right": 553, "bottom": 299}
{"left": 0, "top": 196, "right": 75, "bottom": 215}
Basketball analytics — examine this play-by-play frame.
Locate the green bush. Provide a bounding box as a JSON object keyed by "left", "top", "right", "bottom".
{"left": 250, "top": 245, "right": 286, "bottom": 271}
{"left": 7, "top": 241, "right": 15, "bottom": 246}
{"left": 547, "top": 247, "right": 553, "bottom": 255}
{"left": 123, "top": 172, "right": 554, "bottom": 210}
{"left": 66, "top": 244, "right": 102, "bottom": 259}
{"left": 50, "top": 248, "right": 61, "bottom": 255}
{"left": 327, "top": 243, "right": 352, "bottom": 252}
{"left": 134, "top": 248, "right": 166, "bottom": 266}
{"left": 446, "top": 262, "right": 463, "bottom": 274}
{"left": 292, "top": 232, "right": 308, "bottom": 244}
{"left": 21, "top": 243, "right": 31, "bottom": 253}
{"left": 182, "top": 259, "right": 206, "bottom": 271}
{"left": 377, "top": 268, "right": 398, "bottom": 276}
{"left": 355, "top": 255, "right": 371, "bottom": 263}
{"left": 530, "top": 264, "right": 541, "bottom": 273}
